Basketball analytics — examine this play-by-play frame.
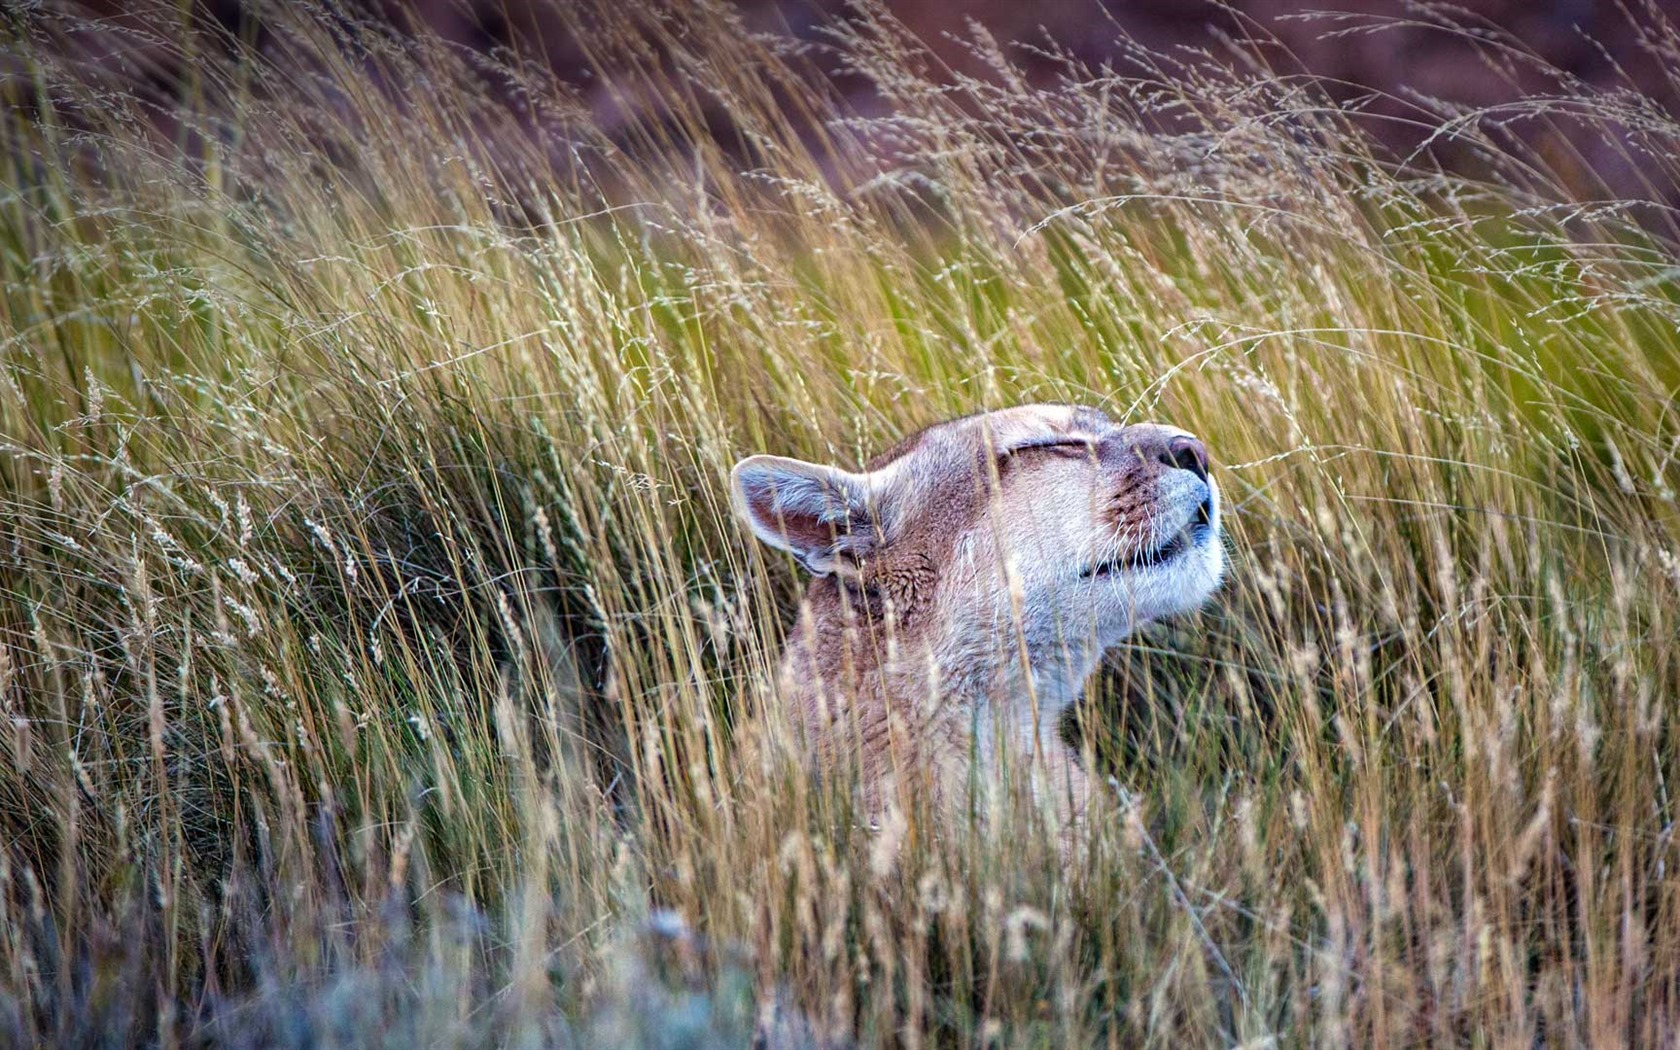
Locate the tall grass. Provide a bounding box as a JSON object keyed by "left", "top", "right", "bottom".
{"left": 2, "top": 1, "right": 1679, "bottom": 1045}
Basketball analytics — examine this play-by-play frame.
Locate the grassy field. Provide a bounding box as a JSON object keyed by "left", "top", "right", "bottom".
{"left": 3, "top": 2, "right": 1680, "bottom": 1046}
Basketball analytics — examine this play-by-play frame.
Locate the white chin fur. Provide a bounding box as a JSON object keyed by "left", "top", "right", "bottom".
{"left": 1101, "top": 476, "right": 1224, "bottom": 633}
{"left": 1159, "top": 477, "right": 1224, "bottom": 610}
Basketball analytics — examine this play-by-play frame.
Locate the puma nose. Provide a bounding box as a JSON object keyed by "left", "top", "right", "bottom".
{"left": 1158, "top": 434, "right": 1209, "bottom": 482}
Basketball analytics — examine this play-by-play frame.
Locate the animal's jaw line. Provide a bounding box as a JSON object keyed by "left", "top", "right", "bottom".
{"left": 1080, "top": 489, "right": 1218, "bottom": 578}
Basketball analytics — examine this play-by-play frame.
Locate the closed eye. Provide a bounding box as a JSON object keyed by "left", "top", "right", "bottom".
{"left": 998, "top": 438, "right": 1097, "bottom": 464}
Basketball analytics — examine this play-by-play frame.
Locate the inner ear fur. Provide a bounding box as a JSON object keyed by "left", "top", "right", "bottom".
{"left": 730, "top": 454, "right": 892, "bottom": 575}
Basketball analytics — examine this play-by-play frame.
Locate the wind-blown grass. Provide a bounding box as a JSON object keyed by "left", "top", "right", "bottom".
{"left": 2, "top": 2, "right": 1679, "bottom": 1045}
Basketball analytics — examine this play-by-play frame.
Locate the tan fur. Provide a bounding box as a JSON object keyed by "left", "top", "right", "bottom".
{"left": 732, "top": 404, "right": 1224, "bottom": 831}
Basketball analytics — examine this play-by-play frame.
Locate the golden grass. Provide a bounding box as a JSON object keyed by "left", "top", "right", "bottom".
{"left": 2, "top": 1, "right": 1679, "bottom": 1045}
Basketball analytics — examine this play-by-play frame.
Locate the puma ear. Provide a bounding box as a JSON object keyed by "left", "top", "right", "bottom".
{"left": 730, "top": 454, "right": 893, "bottom": 575}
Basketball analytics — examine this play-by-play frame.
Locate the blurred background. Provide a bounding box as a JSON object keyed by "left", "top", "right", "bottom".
{"left": 59, "top": 0, "right": 1680, "bottom": 204}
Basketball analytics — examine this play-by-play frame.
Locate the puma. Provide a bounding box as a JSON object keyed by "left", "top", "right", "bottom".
{"left": 732, "top": 404, "right": 1224, "bottom": 829}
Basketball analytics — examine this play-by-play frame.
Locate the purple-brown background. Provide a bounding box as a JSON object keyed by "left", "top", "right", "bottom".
{"left": 76, "top": 0, "right": 1680, "bottom": 201}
